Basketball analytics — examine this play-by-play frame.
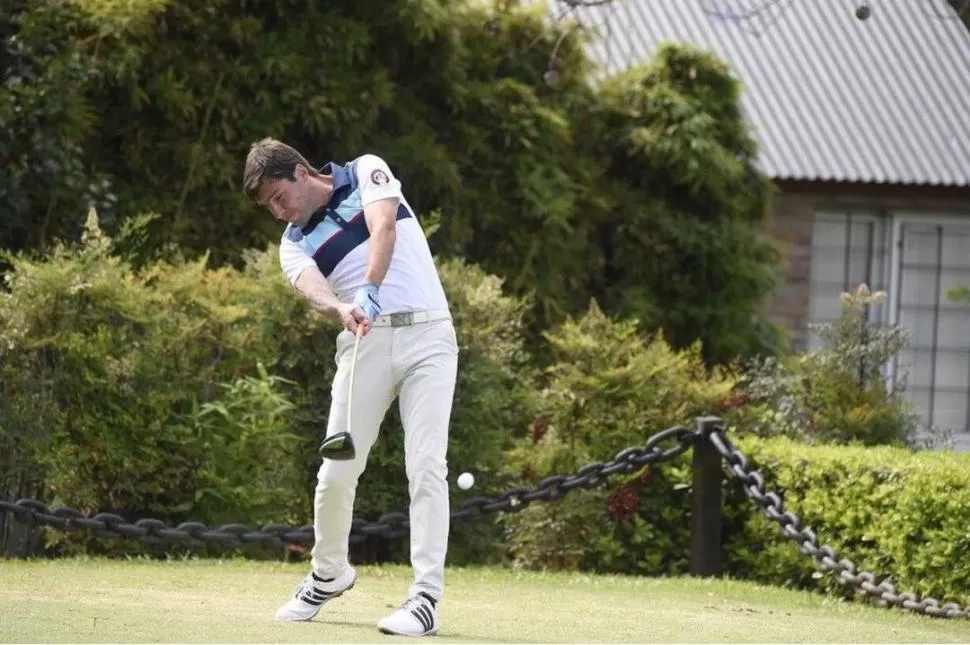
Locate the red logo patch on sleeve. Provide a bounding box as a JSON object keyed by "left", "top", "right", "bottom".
{"left": 370, "top": 169, "right": 390, "bottom": 185}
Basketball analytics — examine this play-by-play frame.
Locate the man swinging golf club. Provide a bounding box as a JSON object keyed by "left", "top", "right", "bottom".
{"left": 244, "top": 138, "right": 458, "bottom": 637}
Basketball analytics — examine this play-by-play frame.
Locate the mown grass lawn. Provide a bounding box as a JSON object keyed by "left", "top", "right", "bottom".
{"left": 1, "top": 558, "right": 969, "bottom": 643}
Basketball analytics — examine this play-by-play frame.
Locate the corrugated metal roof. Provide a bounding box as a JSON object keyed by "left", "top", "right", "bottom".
{"left": 565, "top": 0, "right": 970, "bottom": 186}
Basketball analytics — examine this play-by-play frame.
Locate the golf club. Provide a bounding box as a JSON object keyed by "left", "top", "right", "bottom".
{"left": 318, "top": 324, "right": 364, "bottom": 461}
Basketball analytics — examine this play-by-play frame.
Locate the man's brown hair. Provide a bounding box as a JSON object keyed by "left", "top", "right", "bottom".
{"left": 243, "top": 137, "right": 319, "bottom": 201}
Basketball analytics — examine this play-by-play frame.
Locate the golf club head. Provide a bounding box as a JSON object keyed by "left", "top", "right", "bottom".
{"left": 319, "top": 432, "right": 356, "bottom": 461}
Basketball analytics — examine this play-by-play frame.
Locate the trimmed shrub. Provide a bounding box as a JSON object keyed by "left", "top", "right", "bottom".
{"left": 501, "top": 419, "right": 970, "bottom": 609}
{"left": 0, "top": 211, "right": 313, "bottom": 551}
{"left": 496, "top": 298, "right": 970, "bottom": 607}
{"left": 725, "top": 435, "right": 970, "bottom": 608}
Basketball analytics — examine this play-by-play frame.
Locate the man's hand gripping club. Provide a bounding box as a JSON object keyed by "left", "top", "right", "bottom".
{"left": 329, "top": 283, "right": 380, "bottom": 336}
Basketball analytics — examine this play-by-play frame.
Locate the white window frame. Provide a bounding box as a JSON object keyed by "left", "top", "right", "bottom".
{"left": 885, "top": 211, "right": 970, "bottom": 391}
{"left": 807, "top": 208, "right": 894, "bottom": 350}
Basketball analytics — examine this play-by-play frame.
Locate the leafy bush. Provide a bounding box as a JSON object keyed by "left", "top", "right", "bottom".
{"left": 498, "top": 295, "right": 968, "bottom": 606}
{"left": 500, "top": 301, "right": 738, "bottom": 571}
{"left": 500, "top": 451, "right": 702, "bottom": 575}
{"left": 501, "top": 408, "right": 970, "bottom": 609}
{"left": 1, "top": 0, "right": 109, "bottom": 253}
{"left": 582, "top": 44, "right": 784, "bottom": 365}
{"left": 177, "top": 364, "right": 307, "bottom": 526}
{"left": 0, "top": 211, "right": 312, "bottom": 549}
{"left": 723, "top": 284, "right": 934, "bottom": 447}
{"left": 0, "top": 210, "right": 535, "bottom": 561}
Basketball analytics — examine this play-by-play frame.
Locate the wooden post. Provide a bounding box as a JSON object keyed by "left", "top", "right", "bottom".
{"left": 690, "top": 416, "right": 724, "bottom": 577}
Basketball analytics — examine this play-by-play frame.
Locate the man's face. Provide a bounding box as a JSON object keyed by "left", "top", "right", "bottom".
{"left": 257, "top": 165, "right": 313, "bottom": 227}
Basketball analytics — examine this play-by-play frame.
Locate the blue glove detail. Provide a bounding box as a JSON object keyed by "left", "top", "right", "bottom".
{"left": 354, "top": 283, "right": 382, "bottom": 321}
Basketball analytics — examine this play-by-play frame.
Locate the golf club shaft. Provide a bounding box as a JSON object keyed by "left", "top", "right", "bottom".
{"left": 347, "top": 324, "right": 364, "bottom": 441}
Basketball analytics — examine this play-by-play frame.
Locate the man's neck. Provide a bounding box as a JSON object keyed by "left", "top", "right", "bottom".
{"left": 308, "top": 175, "right": 335, "bottom": 213}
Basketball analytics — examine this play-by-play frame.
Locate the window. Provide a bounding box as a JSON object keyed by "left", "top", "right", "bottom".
{"left": 806, "top": 209, "right": 970, "bottom": 450}
{"left": 807, "top": 209, "right": 891, "bottom": 350}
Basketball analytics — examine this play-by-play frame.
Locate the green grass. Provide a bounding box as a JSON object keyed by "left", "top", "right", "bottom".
{"left": 1, "top": 558, "right": 969, "bottom": 643}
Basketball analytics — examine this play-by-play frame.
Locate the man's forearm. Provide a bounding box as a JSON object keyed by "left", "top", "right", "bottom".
{"left": 364, "top": 221, "right": 396, "bottom": 285}
{"left": 361, "top": 196, "right": 398, "bottom": 285}
{"left": 294, "top": 269, "right": 343, "bottom": 321}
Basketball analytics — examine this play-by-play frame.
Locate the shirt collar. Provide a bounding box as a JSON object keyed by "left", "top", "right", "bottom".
{"left": 298, "top": 162, "right": 350, "bottom": 235}
{"left": 319, "top": 162, "right": 351, "bottom": 191}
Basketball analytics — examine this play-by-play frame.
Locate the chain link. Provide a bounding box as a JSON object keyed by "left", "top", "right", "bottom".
{"left": 0, "top": 425, "right": 695, "bottom": 549}
{"left": 705, "top": 423, "right": 970, "bottom": 620}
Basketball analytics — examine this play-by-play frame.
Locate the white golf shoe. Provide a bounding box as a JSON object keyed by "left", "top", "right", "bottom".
{"left": 377, "top": 591, "right": 439, "bottom": 636}
{"left": 275, "top": 566, "right": 357, "bottom": 622}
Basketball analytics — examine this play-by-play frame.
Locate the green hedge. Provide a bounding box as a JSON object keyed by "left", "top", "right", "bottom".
{"left": 726, "top": 435, "right": 970, "bottom": 607}
{"left": 3, "top": 212, "right": 968, "bottom": 607}
{"left": 496, "top": 300, "right": 970, "bottom": 607}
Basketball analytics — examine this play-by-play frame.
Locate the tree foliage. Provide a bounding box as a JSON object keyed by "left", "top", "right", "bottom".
{"left": 2, "top": 0, "right": 782, "bottom": 364}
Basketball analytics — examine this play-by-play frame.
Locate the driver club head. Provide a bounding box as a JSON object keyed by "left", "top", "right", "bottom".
{"left": 319, "top": 432, "right": 356, "bottom": 461}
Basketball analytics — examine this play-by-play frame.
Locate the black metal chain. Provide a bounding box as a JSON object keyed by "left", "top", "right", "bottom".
{"left": 0, "top": 424, "right": 696, "bottom": 550}
{"left": 450, "top": 424, "right": 693, "bottom": 522}
{"left": 7, "top": 419, "right": 966, "bottom": 622}
{"left": 706, "top": 423, "right": 970, "bottom": 620}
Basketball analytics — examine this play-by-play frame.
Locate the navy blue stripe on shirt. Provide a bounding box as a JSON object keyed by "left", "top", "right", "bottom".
{"left": 312, "top": 204, "right": 413, "bottom": 277}
{"left": 313, "top": 212, "right": 367, "bottom": 277}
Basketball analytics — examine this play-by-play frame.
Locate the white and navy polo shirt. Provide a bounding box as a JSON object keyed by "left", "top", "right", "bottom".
{"left": 278, "top": 154, "right": 449, "bottom": 316}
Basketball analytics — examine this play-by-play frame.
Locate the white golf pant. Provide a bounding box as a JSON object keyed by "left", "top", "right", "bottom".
{"left": 311, "top": 316, "right": 458, "bottom": 602}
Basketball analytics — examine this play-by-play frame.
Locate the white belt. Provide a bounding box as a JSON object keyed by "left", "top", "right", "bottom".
{"left": 372, "top": 308, "right": 452, "bottom": 327}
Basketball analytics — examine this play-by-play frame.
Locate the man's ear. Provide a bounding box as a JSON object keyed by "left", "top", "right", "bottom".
{"left": 294, "top": 164, "right": 309, "bottom": 182}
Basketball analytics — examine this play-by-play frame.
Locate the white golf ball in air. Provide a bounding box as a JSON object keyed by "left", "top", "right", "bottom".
{"left": 457, "top": 472, "right": 474, "bottom": 490}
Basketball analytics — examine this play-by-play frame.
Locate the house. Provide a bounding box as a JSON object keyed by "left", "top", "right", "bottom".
{"left": 561, "top": 0, "right": 970, "bottom": 447}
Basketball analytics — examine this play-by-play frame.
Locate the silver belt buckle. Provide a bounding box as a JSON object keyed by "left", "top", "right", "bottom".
{"left": 389, "top": 312, "right": 413, "bottom": 327}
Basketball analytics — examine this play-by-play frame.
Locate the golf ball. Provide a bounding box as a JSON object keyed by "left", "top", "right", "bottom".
{"left": 457, "top": 472, "right": 474, "bottom": 490}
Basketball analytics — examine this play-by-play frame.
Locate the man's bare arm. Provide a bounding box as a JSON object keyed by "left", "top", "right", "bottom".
{"left": 294, "top": 267, "right": 343, "bottom": 321}
{"left": 362, "top": 197, "right": 398, "bottom": 285}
